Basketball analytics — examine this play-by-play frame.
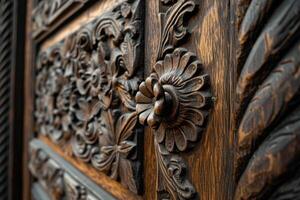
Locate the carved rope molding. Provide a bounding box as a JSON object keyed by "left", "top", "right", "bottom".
{"left": 136, "top": 0, "right": 211, "bottom": 199}
{"left": 34, "top": 0, "right": 143, "bottom": 194}
{"left": 32, "top": 0, "right": 92, "bottom": 40}
{"left": 235, "top": 0, "right": 300, "bottom": 199}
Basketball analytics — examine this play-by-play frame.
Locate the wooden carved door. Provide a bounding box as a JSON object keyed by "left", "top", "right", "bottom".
{"left": 22, "top": 0, "right": 300, "bottom": 200}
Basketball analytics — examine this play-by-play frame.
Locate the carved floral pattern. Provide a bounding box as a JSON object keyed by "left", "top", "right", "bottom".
{"left": 34, "top": 0, "right": 143, "bottom": 194}
{"left": 136, "top": 48, "right": 209, "bottom": 152}
{"left": 135, "top": 0, "right": 212, "bottom": 199}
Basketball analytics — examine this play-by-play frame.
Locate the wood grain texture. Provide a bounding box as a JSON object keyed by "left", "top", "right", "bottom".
{"left": 136, "top": 1, "right": 212, "bottom": 199}
{"left": 143, "top": 0, "right": 234, "bottom": 199}
{"left": 190, "top": 0, "right": 234, "bottom": 199}
{"left": 235, "top": 0, "right": 300, "bottom": 199}
{"left": 23, "top": 0, "right": 34, "bottom": 199}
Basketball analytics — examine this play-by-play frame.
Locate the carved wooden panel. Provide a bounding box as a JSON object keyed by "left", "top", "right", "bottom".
{"left": 33, "top": 0, "right": 144, "bottom": 195}
{"left": 32, "top": 0, "right": 92, "bottom": 41}
{"left": 29, "top": 139, "right": 116, "bottom": 200}
{"left": 136, "top": 0, "right": 212, "bottom": 199}
{"left": 235, "top": 0, "right": 300, "bottom": 199}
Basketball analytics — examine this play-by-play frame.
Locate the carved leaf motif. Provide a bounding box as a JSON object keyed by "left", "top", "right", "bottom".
{"left": 135, "top": 0, "right": 211, "bottom": 198}
{"left": 34, "top": 0, "right": 143, "bottom": 194}
{"left": 91, "top": 111, "right": 138, "bottom": 193}
{"left": 235, "top": 0, "right": 300, "bottom": 199}
{"left": 156, "top": 142, "right": 196, "bottom": 200}
{"left": 157, "top": 0, "right": 196, "bottom": 59}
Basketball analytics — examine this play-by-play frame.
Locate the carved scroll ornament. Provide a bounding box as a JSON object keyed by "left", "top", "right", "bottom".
{"left": 235, "top": 0, "right": 300, "bottom": 199}
{"left": 136, "top": 0, "right": 212, "bottom": 199}
{"left": 34, "top": 0, "right": 143, "bottom": 194}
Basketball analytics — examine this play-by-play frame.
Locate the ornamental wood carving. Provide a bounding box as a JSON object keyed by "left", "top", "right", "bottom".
{"left": 136, "top": 0, "right": 212, "bottom": 199}
{"left": 235, "top": 0, "right": 300, "bottom": 199}
{"left": 32, "top": 0, "right": 91, "bottom": 40}
{"left": 29, "top": 139, "right": 115, "bottom": 200}
{"left": 34, "top": 0, "right": 143, "bottom": 194}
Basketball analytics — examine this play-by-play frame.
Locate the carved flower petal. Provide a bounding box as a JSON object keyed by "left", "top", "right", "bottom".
{"left": 156, "top": 124, "right": 166, "bottom": 143}
{"left": 138, "top": 81, "right": 153, "bottom": 98}
{"left": 181, "top": 91, "right": 208, "bottom": 108}
{"left": 154, "top": 97, "right": 165, "bottom": 116}
{"left": 179, "top": 120, "right": 197, "bottom": 142}
{"left": 179, "top": 51, "right": 195, "bottom": 74}
{"left": 172, "top": 48, "right": 187, "bottom": 70}
{"left": 136, "top": 91, "right": 152, "bottom": 104}
{"left": 164, "top": 54, "right": 173, "bottom": 73}
{"left": 154, "top": 61, "right": 164, "bottom": 77}
{"left": 147, "top": 110, "right": 161, "bottom": 130}
{"left": 174, "top": 128, "right": 188, "bottom": 151}
{"left": 187, "top": 108, "right": 206, "bottom": 126}
{"left": 136, "top": 103, "right": 152, "bottom": 114}
{"left": 138, "top": 109, "right": 152, "bottom": 125}
{"left": 178, "top": 76, "right": 206, "bottom": 94}
{"left": 165, "top": 129, "right": 175, "bottom": 152}
{"left": 145, "top": 75, "right": 157, "bottom": 94}
{"left": 181, "top": 60, "right": 200, "bottom": 81}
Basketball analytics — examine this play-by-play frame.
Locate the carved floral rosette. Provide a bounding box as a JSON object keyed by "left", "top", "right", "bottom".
{"left": 136, "top": 0, "right": 212, "bottom": 199}
{"left": 34, "top": 0, "right": 143, "bottom": 194}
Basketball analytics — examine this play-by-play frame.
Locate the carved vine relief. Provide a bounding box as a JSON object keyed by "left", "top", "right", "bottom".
{"left": 235, "top": 0, "right": 300, "bottom": 199}
{"left": 34, "top": 0, "right": 143, "bottom": 194}
{"left": 135, "top": 0, "right": 211, "bottom": 199}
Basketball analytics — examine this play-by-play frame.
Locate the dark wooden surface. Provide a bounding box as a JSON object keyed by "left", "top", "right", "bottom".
{"left": 21, "top": 0, "right": 300, "bottom": 199}
{"left": 0, "top": 0, "right": 26, "bottom": 200}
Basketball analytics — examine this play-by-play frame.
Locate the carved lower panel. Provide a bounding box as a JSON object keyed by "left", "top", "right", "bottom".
{"left": 29, "top": 139, "right": 116, "bottom": 200}
{"left": 33, "top": 0, "right": 143, "bottom": 194}
{"left": 32, "top": 0, "right": 92, "bottom": 40}
{"left": 235, "top": 0, "right": 300, "bottom": 199}
{"left": 136, "top": 0, "right": 212, "bottom": 199}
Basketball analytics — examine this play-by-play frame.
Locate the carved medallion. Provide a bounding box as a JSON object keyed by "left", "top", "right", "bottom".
{"left": 136, "top": 0, "right": 212, "bottom": 199}
{"left": 34, "top": 0, "right": 143, "bottom": 194}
